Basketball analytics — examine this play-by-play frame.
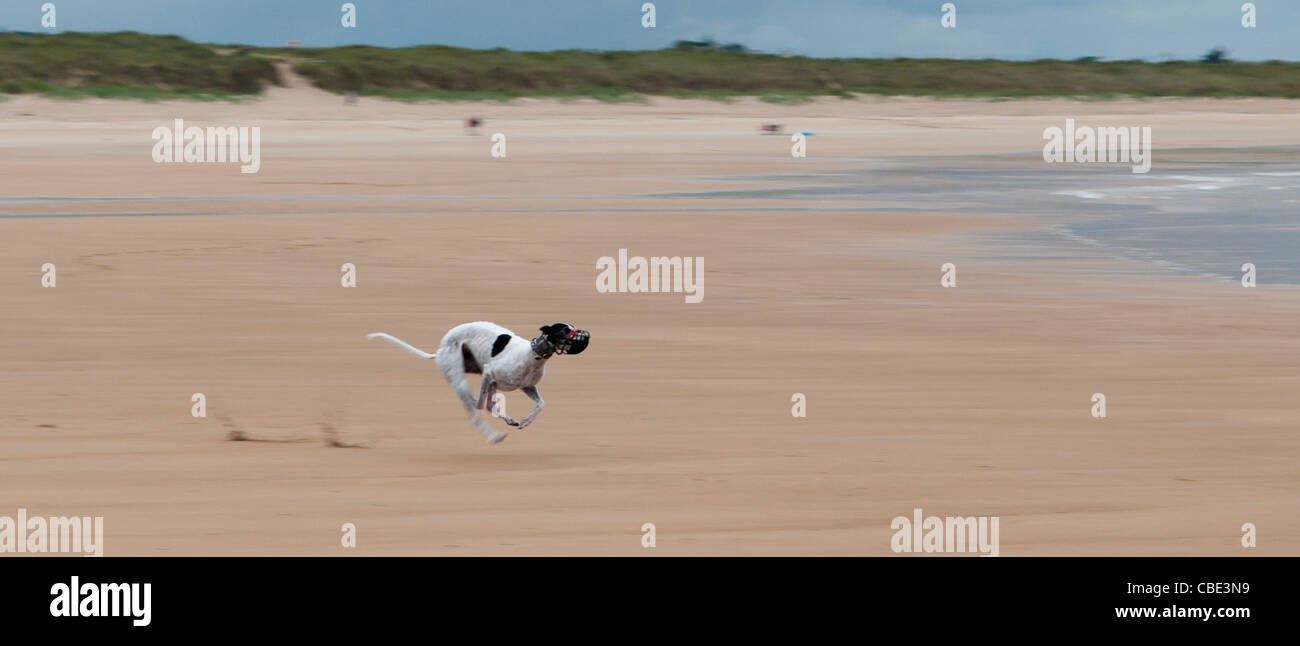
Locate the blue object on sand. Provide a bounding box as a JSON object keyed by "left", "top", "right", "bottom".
{"left": 800, "top": 131, "right": 816, "bottom": 136}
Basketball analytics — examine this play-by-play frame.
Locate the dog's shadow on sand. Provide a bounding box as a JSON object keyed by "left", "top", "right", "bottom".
{"left": 219, "top": 415, "right": 371, "bottom": 449}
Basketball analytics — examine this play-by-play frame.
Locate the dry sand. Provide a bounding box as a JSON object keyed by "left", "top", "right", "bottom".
{"left": 1, "top": 90, "right": 1297, "bottom": 555}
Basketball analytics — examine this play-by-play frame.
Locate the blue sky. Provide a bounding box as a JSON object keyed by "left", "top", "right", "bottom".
{"left": 3, "top": 0, "right": 1297, "bottom": 60}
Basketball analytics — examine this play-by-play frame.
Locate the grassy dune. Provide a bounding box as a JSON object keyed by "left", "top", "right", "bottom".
{"left": 279, "top": 45, "right": 1300, "bottom": 99}
{"left": 0, "top": 31, "right": 277, "bottom": 98}
{"left": 4, "top": 31, "right": 1300, "bottom": 101}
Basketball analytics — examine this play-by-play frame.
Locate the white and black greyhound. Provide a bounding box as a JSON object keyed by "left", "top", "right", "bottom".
{"left": 367, "top": 322, "right": 590, "bottom": 444}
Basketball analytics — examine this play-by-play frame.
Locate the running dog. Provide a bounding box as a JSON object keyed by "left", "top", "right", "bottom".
{"left": 367, "top": 322, "right": 590, "bottom": 444}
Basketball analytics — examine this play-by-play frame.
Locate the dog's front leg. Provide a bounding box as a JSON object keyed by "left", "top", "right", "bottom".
{"left": 486, "top": 382, "right": 522, "bottom": 426}
{"left": 516, "top": 386, "right": 545, "bottom": 429}
{"left": 474, "top": 376, "right": 492, "bottom": 410}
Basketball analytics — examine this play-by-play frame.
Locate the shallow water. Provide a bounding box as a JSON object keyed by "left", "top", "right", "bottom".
{"left": 4, "top": 147, "right": 1297, "bottom": 283}
{"left": 661, "top": 147, "right": 1300, "bottom": 284}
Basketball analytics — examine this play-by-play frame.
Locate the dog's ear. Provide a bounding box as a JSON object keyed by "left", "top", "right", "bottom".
{"left": 542, "top": 323, "right": 571, "bottom": 337}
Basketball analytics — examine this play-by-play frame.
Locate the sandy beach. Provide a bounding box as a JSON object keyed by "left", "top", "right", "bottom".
{"left": 1, "top": 88, "right": 1297, "bottom": 555}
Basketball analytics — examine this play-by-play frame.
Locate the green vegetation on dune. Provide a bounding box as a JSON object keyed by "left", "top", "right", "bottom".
{"left": 0, "top": 31, "right": 277, "bottom": 97}
{"left": 269, "top": 44, "right": 1300, "bottom": 99}
{"left": 0, "top": 80, "right": 256, "bottom": 101}
{"left": 4, "top": 32, "right": 1300, "bottom": 101}
{"left": 353, "top": 86, "right": 647, "bottom": 103}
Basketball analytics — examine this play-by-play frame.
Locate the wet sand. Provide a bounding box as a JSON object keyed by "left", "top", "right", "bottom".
{"left": 1, "top": 91, "right": 1297, "bottom": 555}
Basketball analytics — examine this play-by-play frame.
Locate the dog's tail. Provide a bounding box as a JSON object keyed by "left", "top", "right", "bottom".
{"left": 366, "top": 333, "right": 436, "bottom": 359}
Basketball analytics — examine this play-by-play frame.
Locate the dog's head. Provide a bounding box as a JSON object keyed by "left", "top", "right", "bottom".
{"left": 535, "top": 323, "right": 590, "bottom": 356}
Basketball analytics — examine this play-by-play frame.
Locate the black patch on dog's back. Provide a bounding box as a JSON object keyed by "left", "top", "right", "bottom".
{"left": 491, "top": 334, "right": 512, "bottom": 358}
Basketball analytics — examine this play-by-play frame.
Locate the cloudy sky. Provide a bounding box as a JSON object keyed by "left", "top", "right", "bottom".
{"left": 5, "top": 0, "right": 1297, "bottom": 60}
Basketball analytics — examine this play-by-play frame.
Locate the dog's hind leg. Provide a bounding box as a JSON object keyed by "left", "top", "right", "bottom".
{"left": 435, "top": 344, "right": 478, "bottom": 409}
{"left": 436, "top": 348, "right": 507, "bottom": 444}
{"left": 516, "top": 386, "right": 545, "bottom": 430}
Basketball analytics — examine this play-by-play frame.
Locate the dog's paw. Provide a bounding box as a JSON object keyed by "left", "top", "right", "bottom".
{"left": 486, "top": 431, "right": 508, "bottom": 444}
{"left": 502, "top": 417, "right": 521, "bottom": 427}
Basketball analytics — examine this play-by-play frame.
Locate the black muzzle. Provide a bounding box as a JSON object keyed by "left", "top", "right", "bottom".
{"left": 554, "top": 328, "right": 590, "bottom": 355}
{"left": 532, "top": 328, "right": 590, "bottom": 358}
